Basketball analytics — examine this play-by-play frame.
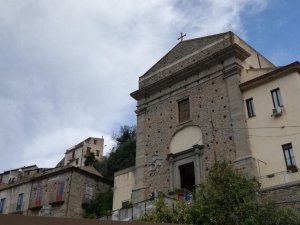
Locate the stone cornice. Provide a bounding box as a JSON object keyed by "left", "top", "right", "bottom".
{"left": 167, "top": 144, "right": 204, "bottom": 161}
{"left": 135, "top": 107, "right": 147, "bottom": 116}
{"left": 0, "top": 166, "right": 113, "bottom": 191}
{"left": 239, "top": 61, "right": 300, "bottom": 91}
{"left": 223, "top": 63, "right": 244, "bottom": 79}
{"left": 131, "top": 44, "right": 250, "bottom": 100}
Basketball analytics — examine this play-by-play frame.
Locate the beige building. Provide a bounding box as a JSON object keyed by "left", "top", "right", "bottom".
{"left": 0, "top": 165, "right": 43, "bottom": 185}
{"left": 112, "top": 167, "right": 135, "bottom": 211}
{"left": 240, "top": 62, "right": 300, "bottom": 188}
{"left": 0, "top": 180, "right": 32, "bottom": 214}
{"left": 63, "top": 137, "right": 104, "bottom": 167}
{"left": 0, "top": 166, "right": 112, "bottom": 217}
{"left": 112, "top": 31, "right": 300, "bottom": 211}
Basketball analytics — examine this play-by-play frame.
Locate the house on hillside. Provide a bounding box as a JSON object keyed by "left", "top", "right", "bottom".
{"left": 62, "top": 137, "right": 104, "bottom": 167}
{"left": 0, "top": 165, "right": 51, "bottom": 185}
{"left": 112, "top": 31, "right": 300, "bottom": 213}
{"left": 0, "top": 166, "right": 112, "bottom": 218}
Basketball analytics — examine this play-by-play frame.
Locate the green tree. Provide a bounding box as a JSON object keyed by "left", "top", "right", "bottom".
{"left": 94, "top": 125, "right": 136, "bottom": 179}
{"left": 190, "top": 163, "right": 259, "bottom": 225}
{"left": 190, "top": 163, "right": 299, "bottom": 225}
{"left": 83, "top": 125, "right": 136, "bottom": 218}
{"left": 143, "top": 163, "right": 300, "bottom": 225}
{"left": 83, "top": 189, "right": 113, "bottom": 218}
{"left": 142, "top": 195, "right": 191, "bottom": 224}
{"left": 256, "top": 202, "right": 299, "bottom": 225}
{"left": 84, "top": 152, "right": 96, "bottom": 166}
{"left": 142, "top": 196, "right": 174, "bottom": 223}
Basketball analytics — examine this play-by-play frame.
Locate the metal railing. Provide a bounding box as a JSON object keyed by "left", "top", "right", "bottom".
{"left": 258, "top": 168, "right": 300, "bottom": 188}
{"left": 9, "top": 202, "right": 25, "bottom": 214}
{"left": 99, "top": 196, "right": 178, "bottom": 221}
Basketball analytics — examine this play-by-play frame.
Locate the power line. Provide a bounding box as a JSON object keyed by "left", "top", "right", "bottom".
{"left": 234, "top": 132, "right": 300, "bottom": 138}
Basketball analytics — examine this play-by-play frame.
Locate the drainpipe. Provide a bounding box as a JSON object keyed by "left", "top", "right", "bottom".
{"left": 80, "top": 146, "right": 84, "bottom": 166}
{"left": 257, "top": 53, "right": 262, "bottom": 69}
{"left": 65, "top": 170, "right": 73, "bottom": 217}
{"left": 27, "top": 180, "right": 34, "bottom": 215}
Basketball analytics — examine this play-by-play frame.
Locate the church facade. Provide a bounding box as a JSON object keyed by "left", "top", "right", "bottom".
{"left": 113, "top": 31, "right": 300, "bottom": 211}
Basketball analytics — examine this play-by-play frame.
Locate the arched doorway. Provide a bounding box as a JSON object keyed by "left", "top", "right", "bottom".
{"left": 168, "top": 126, "right": 204, "bottom": 192}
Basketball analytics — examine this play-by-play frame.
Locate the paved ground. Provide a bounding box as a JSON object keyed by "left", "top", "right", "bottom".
{"left": 0, "top": 215, "right": 175, "bottom": 225}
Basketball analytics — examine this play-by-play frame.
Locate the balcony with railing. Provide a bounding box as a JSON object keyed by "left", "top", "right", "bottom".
{"left": 9, "top": 202, "right": 25, "bottom": 214}
{"left": 28, "top": 198, "right": 43, "bottom": 210}
{"left": 100, "top": 195, "right": 181, "bottom": 221}
{"left": 259, "top": 168, "right": 300, "bottom": 189}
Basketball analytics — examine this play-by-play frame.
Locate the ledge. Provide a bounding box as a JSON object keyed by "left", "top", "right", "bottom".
{"left": 131, "top": 44, "right": 250, "bottom": 100}
{"left": 49, "top": 200, "right": 65, "bottom": 206}
{"left": 28, "top": 205, "right": 43, "bottom": 210}
{"left": 240, "top": 61, "right": 300, "bottom": 91}
{"left": 260, "top": 180, "right": 300, "bottom": 192}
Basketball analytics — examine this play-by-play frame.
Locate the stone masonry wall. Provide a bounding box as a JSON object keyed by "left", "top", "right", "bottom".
{"left": 67, "top": 171, "right": 111, "bottom": 218}
{"left": 28, "top": 170, "right": 111, "bottom": 218}
{"left": 0, "top": 182, "right": 32, "bottom": 214}
{"left": 139, "top": 34, "right": 232, "bottom": 88}
{"left": 260, "top": 183, "right": 300, "bottom": 212}
{"left": 28, "top": 171, "right": 72, "bottom": 217}
{"left": 140, "top": 62, "right": 237, "bottom": 197}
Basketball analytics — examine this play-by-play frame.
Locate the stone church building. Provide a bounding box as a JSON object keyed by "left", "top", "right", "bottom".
{"left": 113, "top": 31, "right": 300, "bottom": 210}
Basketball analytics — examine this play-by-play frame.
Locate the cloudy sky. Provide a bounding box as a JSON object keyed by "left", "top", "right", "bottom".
{"left": 0, "top": 0, "right": 299, "bottom": 172}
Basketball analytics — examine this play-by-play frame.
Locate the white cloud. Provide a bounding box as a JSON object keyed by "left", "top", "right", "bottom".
{"left": 0, "top": 0, "right": 268, "bottom": 171}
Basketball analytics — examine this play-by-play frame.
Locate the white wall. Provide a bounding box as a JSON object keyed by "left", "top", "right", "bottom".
{"left": 170, "top": 126, "right": 203, "bottom": 154}
{"left": 112, "top": 169, "right": 135, "bottom": 211}
{"left": 242, "top": 71, "right": 300, "bottom": 187}
{"left": 64, "top": 138, "right": 104, "bottom": 167}
{"left": 0, "top": 182, "right": 32, "bottom": 214}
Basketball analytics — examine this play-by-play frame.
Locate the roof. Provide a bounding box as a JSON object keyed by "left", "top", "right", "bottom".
{"left": 79, "top": 166, "right": 103, "bottom": 177}
{"left": 1, "top": 165, "right": 38, "bottom": 174}
{"left": 114, "top": 166, "right": 135, "bottom": 177}
{"left": 141, "top": 31, "right": 231, "bottom": 78}
{"left": 65, "top": 137, "right": 104, "bottom": 153}
{"left": 240, "top": 61, "right": 300, "bottom": 91}
{"left": 0, "top": 165, "right": 111, "bottom": 191}
{"left": 131, "top": 31, "right": 261, "bottom": 100}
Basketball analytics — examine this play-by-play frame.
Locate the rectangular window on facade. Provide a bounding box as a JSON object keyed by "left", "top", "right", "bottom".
{"left": 282, "top": 143, "right": 297, "bottom": 171}
{"left": 0, "top": 198, "right": 5, "bottom": 213}
{"left": 35, "top": 188, "right": 43, "bottom": 206}
{"left": 16, "top": 193, "right": 23, "bottom": 211}
{"left": 246, "top": 98, "right": 255, "bottom": 118}
{"left": 85, "top": 186, "right": 94, "bottom": 201}
{"left": 178, "top": 98, "right": 190, "bottom": 123}
{"left": 271, "top": 88, "right": 283, "bottom": 108}
{"left": 56, "top": 182, "right": 64, "bottom": 201}
{"left": 72, "top": 151, "right": 75, "bottom": 159}
{"left": 96, "top": 150, "right": 100, "bottom": 157}
{"left": 75, "top": 158, "right": 79, "bottom": 165}
{"left": 86, "top": 147, "right": 91, "bottom": 155}
{"left": 122, "top": 201, "right": 131, "bottom": 208}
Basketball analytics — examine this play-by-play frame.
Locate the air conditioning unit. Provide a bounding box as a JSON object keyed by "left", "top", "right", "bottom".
{"left": 272, "top": 107, "right": 282, "bottom": 117}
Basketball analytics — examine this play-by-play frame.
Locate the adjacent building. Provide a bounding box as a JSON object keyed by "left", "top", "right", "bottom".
{"left": 0, "top": 165, "right": 49, "bottom": 185}
{"left": 0, "top": 166, "right": 112, "bottom": 217}
{"left": 112, "top": 167, "right": 135, "bottom": 211}
{"left": 240, "top": 62, "right": 300, "bottom": 189}
{"left": 63, "top": 137, "right": 104, "bottom": 167}
{"left": 0, "top": 136, "right": 111, "bottom": 218}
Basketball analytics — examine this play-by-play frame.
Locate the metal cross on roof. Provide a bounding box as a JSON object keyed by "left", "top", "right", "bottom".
{"left": 177, "top": 32, "right": 186, "bottom": 42}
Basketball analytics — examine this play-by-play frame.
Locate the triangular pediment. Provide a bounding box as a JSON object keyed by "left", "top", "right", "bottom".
{"left": 142, "top": 32, "right": 232, "bottom": 78}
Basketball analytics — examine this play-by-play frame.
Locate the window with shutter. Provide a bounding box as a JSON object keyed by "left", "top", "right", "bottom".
{"left": 178, "top": 98, "right": 190, "bottom": 123}
{"left": 56, "top": 182, "right": 64, "bottom": 201}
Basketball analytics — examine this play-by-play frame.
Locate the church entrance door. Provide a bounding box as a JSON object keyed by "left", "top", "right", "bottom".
{"left": 179, "top": 162, "right": 195, "bottom": 191}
